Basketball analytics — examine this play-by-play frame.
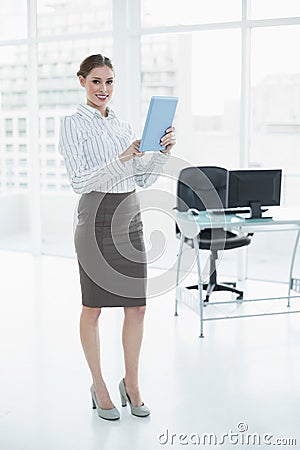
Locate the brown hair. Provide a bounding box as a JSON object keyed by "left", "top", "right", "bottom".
{"left": 76, "top": 54, "right": 114, "bottom": 78}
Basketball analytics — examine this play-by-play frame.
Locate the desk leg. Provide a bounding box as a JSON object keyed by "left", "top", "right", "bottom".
{"left": 288, "top": 229, "right": 300, "bottom": 307}
{"left": 237, "top": 246, "right": 248, "bottom": 282}
{"left": 194, "top": 237, "right": 204, "bottom": 338}
{"left": 175, "top": 234, "right": 185, "bottom": 316}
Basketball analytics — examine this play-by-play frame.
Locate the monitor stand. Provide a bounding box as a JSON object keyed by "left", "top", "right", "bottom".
{"left": 247, "top": 201, "right": 271, "bottom": 220}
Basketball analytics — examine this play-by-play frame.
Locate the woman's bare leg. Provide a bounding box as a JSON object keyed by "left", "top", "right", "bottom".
{"left": 122, "top": 305, "right": 146, "bottom": 406}
{"left": 79, "top": 306, "right": 115, "bottom": 409}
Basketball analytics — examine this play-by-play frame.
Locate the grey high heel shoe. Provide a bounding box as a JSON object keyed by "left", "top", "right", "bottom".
{"left": 119, "top": 379, "right": 150, "bottom": 417}
{"left": 90, "top": 384, "right": 120, "bottom": 421}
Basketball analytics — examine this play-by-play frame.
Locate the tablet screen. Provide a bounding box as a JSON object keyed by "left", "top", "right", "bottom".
{"left": 139, "top": 96, "right": 178, "bottom": 152}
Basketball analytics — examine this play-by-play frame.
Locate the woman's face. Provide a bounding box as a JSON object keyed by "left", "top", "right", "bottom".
{"left": 79, "top": 66, "right": 114, "bottom": 115}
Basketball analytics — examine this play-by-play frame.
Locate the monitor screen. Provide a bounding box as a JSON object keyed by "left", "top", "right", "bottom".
{"left": 227, "top": 169, "right": 282, "bottom": 218}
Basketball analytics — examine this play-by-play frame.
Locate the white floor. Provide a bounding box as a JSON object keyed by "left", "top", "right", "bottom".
{"left": 1, "top": 250, "right": 300, "bottom": 450}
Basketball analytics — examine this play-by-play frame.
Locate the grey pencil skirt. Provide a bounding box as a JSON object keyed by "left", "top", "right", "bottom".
{"left": 74, "top": 190, "right": 147, "bottom": 308}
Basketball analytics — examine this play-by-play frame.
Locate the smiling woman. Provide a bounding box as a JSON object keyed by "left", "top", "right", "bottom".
{"left": 58, "top": 53, "right": 176, "bottom": 421}
{"left": 79, "top": 68, "right": 114, "bottom": 116}
{"left": 76, "top": 55, "right": 115, "bottom": 116}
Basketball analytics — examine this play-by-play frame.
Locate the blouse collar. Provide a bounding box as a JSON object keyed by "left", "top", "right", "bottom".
{"left": 77, "top": 104, "right": 116, "bottom": 121}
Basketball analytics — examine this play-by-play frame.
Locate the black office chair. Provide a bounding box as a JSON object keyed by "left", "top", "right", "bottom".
{"left": 176, "top": 166, "right": 252, "bottom": 303}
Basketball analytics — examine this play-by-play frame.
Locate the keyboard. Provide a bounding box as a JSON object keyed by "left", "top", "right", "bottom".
{"left": 209, "top": 208, "right": 268, "bottom": 215}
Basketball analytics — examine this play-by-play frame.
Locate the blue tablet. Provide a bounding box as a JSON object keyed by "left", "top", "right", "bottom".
{"left": 139, "top": 96, "right": 178, "bottom": 152}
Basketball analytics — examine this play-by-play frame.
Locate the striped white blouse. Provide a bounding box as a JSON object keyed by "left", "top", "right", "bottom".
{"left": 58, "top": 104, "right": 171, "bottom": 194}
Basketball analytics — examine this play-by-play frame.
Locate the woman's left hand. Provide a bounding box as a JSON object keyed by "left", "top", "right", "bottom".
{"left": 160, "top": 127, "right": 176, "bottom": 153}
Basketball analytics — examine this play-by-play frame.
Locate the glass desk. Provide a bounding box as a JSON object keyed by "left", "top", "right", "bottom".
{"left": 172, "top": 208, "right": 300, "bottom": 338}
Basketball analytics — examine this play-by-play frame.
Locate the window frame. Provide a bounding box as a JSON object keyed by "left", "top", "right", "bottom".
{"left": 0, "top": 0, "right": 299, "bottom": 255}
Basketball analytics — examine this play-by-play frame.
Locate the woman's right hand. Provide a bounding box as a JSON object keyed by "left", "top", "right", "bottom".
{"left": 119, "top": 140, "right": 145, "bottom": 164}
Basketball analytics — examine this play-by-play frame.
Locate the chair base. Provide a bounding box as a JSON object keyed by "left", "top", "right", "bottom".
{"left": 187, "top": 282, "right": 244, "bottom": 302}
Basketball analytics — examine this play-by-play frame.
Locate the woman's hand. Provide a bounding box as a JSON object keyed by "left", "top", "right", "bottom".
{"left": 160, "top": 127, "right": 176, "bottom": 153}
{"left": 119, "top": 140, "right": 145, "bottom": 164}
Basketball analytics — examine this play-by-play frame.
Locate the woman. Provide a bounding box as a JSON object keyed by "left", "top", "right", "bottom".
{"left": 58, "top": 54, "right": 176, "bottom": 421}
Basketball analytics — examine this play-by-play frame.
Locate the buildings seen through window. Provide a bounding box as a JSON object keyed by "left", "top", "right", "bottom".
{"left": 0, "top": 2, "right": 300, "bottom": 206}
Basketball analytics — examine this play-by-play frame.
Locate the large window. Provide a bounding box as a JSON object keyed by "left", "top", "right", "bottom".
{"left": 141, "top": 30, "right": 241, "bottom": 167}
{"left": 250, "top": 0, "right": 300, "bottom": 19}
{"left": 0, "top": 2, "right": 27, "bottom": 40}
{"left": 37, "top": 0, "right": 112, "bottom": 36}
{"left": 1, "top": 0, "right": 300, "bottom": 261}
{"left": 0, "top": 42, "right": 27, "bottom": 185}
{"left": 0, "top": 45, "right": 29, "bottom": 250}
{"left": 141, "top": 0, "right": 241, "bottom": 27}
{"left": 250, "top": 25, "right": 300, "bottom": 207}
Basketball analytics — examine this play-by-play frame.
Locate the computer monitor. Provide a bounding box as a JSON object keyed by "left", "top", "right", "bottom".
{"left": 227, "top": 169, "right": 282, "bottom": 219}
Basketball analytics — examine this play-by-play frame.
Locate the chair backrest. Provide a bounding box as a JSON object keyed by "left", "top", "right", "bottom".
{"left": 177, "top": 166, "right": 227, "bottom": 212}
